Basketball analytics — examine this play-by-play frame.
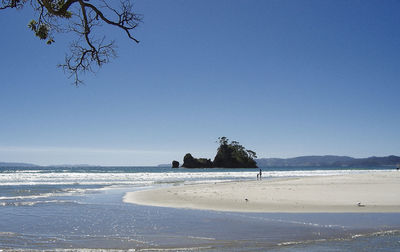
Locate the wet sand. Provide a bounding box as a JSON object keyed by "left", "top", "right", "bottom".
{"left": 124, "top": 171, "right": 400, "bottom": 213}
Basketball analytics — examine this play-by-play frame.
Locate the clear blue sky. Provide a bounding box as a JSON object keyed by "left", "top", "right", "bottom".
{"left": 1, "top": 0, "right": 399, "bottom": 165}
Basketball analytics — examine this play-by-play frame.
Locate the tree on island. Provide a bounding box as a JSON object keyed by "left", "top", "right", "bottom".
{"left": 213, "top": 137, "right": 258, "bottom": 168}
{"left": 1, "top": 0, "right": 142, "bottom": 85}
{"left": 180, "top": 137, "right": 258, "bottom": 168}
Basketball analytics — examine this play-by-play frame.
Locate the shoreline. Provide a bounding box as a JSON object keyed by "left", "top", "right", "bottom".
{"left": 124, "top": 171, "right": 400, "bottom": 213}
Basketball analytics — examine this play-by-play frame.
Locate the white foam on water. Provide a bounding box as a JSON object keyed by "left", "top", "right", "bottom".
{"left": 277, "top": 229, "right": 400, "bottom": 247}
{"left": 0, "top": 193, "right": 58, "bottom": 200}
{"left": 0, "top": 231, "right": 18, "bottom": 237}
{"left": 350, "top": 229, "right": 400, "bottom": 239}
{"left": 0, "top": 187, "right": 96, "bottom": 201}
{"left": 0, "top": 200, "right": 81, "bottom": 207}
{"left": 225, "top": 212, "right": 349, "bottom": 229}
{"left": 0, "top": 169, "right": 389, "bottom": 186}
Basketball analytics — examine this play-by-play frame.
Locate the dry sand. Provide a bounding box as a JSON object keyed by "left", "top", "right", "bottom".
{"left": 124, "top": 171, "right": 400, "bottom": 213}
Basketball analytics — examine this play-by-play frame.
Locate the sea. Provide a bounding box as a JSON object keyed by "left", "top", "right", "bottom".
{"left": 0, "top": 166, "right": 399, "bottom": 251}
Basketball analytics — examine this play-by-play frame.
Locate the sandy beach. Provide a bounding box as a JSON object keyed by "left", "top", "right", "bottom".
{"left": 124, "top": 171, "right": 400, "bottom": 213}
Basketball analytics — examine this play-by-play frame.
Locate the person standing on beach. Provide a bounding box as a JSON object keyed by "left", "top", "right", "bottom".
{"left": 259, "top": 169, "right": 262, "bottom": 180}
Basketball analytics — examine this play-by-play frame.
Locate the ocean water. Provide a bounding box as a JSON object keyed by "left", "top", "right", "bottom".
{"left": 0, "top": 166, "right": 399, "bottom": 251}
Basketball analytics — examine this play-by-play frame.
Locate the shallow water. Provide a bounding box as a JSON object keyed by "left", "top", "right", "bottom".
{"left": 0, "top": 166, "right": 399, "bottom": 251}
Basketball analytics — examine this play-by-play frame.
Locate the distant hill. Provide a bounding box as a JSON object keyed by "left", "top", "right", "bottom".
{"left": 256, "top": 155, "right": 400, "bottom": 167}
{"left": 50, "top": 164, "right": 91, "bottom": 167}
{"left": 157, "top": 163, "right": 171, "bottom": 168}
{"left": 0, "top": 162, "right": 39, "bottom": 167}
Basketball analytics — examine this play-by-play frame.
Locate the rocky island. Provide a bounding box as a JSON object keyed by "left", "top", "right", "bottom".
{"left": 174, "top": 137, "right": 257, "bottom": 168}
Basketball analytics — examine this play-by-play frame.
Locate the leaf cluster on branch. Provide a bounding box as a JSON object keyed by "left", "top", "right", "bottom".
{"left": 1, "top": 0, "right": 142, "bottom": 85}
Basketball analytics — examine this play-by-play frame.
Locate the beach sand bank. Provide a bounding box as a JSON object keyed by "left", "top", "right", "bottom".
{"left": 124, "top": 171, "right": 400, "bottom": 213}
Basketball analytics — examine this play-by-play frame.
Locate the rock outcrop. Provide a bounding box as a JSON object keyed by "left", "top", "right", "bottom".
{"left": 172, "top": 160, "right": 180, "bottom": 168}
{"left": 182, "top": 153, "right": 213, "bottom": 168}
{"left": 176, "top": 137, "right": 258, "bottom": 168}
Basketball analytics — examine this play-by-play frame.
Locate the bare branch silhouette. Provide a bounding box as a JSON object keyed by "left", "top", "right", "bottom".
{"left": 1, "top": 0, "right": 142, "bottom": 85}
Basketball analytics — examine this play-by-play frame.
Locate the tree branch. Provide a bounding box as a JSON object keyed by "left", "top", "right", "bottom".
{"left": 1, "top": 0, "right": 142, "bottom": 85}
{"left": 83, "top": 1, "right": 141, "bottom": 43}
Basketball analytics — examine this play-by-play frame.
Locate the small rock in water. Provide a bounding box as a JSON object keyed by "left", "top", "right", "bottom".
{"left": 172, "top": 160, "right": 179, "bottom": 168}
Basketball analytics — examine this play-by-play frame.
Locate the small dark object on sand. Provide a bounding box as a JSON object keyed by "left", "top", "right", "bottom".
{"left": 357, "top": 202, "right": 365, "bottom": 207}
{"left": 245, "top": 198, "right": 249, "bottom": 203}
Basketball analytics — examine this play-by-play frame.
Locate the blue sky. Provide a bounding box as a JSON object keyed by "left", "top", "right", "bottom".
{"left": 1, "top": 0, "right": 399, "bottom": 165}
